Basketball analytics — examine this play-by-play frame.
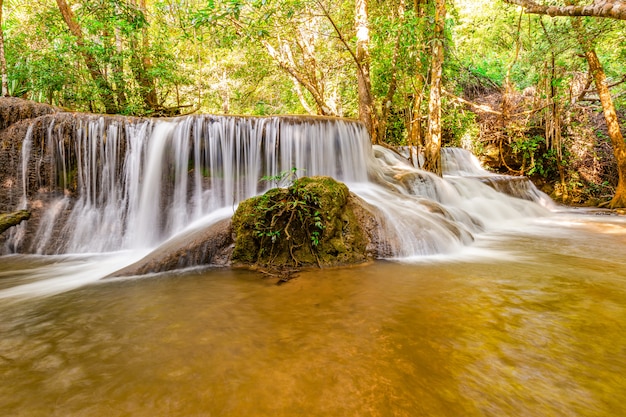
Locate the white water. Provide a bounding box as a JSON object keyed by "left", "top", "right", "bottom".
{"left": 4, "top": 125, "right": 36, "bottom": 253}
{"left": 1, "top": 114, "right": 560, "bottom": 297}
{"left": 0, "top": 252, "right": 147, "bottom": 301}
{"left": 442, "top": 147, "right": 556, "bottom": 209}
{"left": 7, "top": 116, "right": 375, "bottom": 255}
{"left": 441, "top": 147, "right": 491, "bottom": 176}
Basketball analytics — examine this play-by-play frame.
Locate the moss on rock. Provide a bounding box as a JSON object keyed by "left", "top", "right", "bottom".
{"left": 0, "top": 210, "right": 31, "bottom": 235}
{"left": 231, "top": 176, "right": 370, "bottom": 270}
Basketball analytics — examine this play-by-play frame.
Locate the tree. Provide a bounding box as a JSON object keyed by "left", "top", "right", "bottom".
{"left": 423, "top": 0, "right": 446, "bottom": 175}
{"left": 503, "top": 0, "right": 626, "bottom": 20}
{"left": 354, "top": 0, "right": 376, "bottom": 141}
{"left": 193, "top": 0, "right": 352, "bottom": 116}
{"left": 55, "top": 0, "right": 118, "bottom": 113}
{"left": 571, "top": 17, "right": 626, "bottom": 207}
{"left": 500, "top": 0, "right": 626, "bottom": 206}
{"left": 0, "top": 0, "right": 8, "bottom": 96}
{"left": 129, "top": 0, "right": 159, "bottom": 112}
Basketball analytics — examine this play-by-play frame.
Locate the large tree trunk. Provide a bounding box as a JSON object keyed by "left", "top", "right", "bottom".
{"left": 423, "top": 0, "right": 446, "bottom": 176}
{"left": 572, "top": 17, "right": 626, "bottom": 208}
{"left": 355, "top": 0, "right": 377, "bottom": 143}
{"left": 55, "top": 0, "right": 118, "bottom": 114}
{"left": 0, "top": 0, "right": 8, "bottom": 96}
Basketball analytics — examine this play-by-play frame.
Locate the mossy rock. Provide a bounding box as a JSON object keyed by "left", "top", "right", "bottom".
{"left": 231, "top": 176, "right": 370, "bottom": 270}
{"left": 0, "top": 210, "right": 31, "bottom": 235}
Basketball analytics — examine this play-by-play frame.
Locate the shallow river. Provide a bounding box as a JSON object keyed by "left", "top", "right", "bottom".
{"left": 1, "top": 212, "right": 626, "bottom": 416}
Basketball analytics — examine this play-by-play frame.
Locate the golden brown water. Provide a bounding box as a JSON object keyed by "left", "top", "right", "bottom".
{"left": 1, "top": 215, "right": 626, "bottom": 416}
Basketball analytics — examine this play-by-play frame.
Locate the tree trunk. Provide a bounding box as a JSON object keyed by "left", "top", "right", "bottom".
{"left": 408, "top": 0, "right": 427, "bottom": 167}
{"left": 355, "top": 0, "right": 377, "bottom": 143}
{"left": 129, "top": 0, "right": 158, "bottom": 111}
{"left": 376, "top": 0, "right": 405, "bottom": 143}
{"left": 423, "top": 0, "right": 446, "bottom": 176}
{"left": 55, "top": 0, "right": 118, "bottom": 114}
{"left": 0, "top": 0, "right": 8, "bottom": 96}
{"left": 572, "top": 17, "right": 626, "bottom": 208}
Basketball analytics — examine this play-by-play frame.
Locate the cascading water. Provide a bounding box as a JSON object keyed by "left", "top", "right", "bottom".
{"left": 5, "top": 125, "right": 35, "bottom": 252}
{"left": 441, "top": 147, "right": 555, "bottom": 209}
{"left": 5, "top": 115, "right": 372, "bottom": 255}
{"left": 3, "top": 113, "right": 549, "bottom": 260}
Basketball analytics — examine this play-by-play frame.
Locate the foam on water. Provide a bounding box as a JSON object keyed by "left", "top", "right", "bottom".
{"left": 0, "top": 252, "right": 147, "bottom": 301}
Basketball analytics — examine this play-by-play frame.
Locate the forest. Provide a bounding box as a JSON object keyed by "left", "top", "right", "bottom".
{"left": 1, "top": 0, "right": 625, "bottom": 207}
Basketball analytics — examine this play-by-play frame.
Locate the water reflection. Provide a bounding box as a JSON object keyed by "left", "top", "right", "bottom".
{"left": 1, "top": 215, "right": 626, "bottom": 416}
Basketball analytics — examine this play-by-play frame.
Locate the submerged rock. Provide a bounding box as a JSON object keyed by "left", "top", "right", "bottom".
{"left": 232, "top": 176, "right": 380, "bottom": 270}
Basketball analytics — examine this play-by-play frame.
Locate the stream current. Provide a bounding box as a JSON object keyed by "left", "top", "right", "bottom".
{"left": 1, "top": 211, "right": 625, "bottom": 416}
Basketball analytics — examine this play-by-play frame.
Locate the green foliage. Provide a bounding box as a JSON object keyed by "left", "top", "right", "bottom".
{"left": 260, "top": 167, "right": 302, "bottom": 188}
{"left": 383, "top": 110, "right": 407, "bottom": 146}
{"left": 511, "top": 135, "right": 560, "bottom": 178}
{"left": 3, "top": 0, "right": 182, "bottom": 115}
{"left": 442, "top": 99, "right": 480, "bottom": 148}
{"left": 4, "top": 0, "right": 624, "bottom": 190}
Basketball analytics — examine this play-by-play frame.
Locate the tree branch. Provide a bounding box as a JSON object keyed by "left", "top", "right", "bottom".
{"left": 314, "top": 0, "right": 363, "bottom": 75}
{"left": 503, "top": 0, "right": 626, "bottom": 21}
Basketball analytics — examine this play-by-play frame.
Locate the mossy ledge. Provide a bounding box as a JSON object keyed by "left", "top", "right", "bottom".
{"left": 0, "top": 210, "right": 31, "bottom": 235}
{"left": 232, "top": 176, "right": 372, "bottom": 273}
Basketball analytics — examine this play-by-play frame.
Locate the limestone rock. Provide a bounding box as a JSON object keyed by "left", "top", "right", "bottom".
{"left": 0, "top": 97, "right": 57, "bottom": 131}
{"left": 108, "top": 218, "right": 234, "bottom": 277}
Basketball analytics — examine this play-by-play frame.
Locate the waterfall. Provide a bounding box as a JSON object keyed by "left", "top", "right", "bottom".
{"left": 20, "top": 125, "right": 34, "bottom": 209}
{"left": 3, "top": 114, "right": 551, "bottom": 258}
{"left": 441, "top": 147, "right": 491, "bottom": 176}
{"left": 5, "top": 125, "right": 36, "bottom": 252}
{"left": 441, "top": 147, "right": 555, "bottom": 209}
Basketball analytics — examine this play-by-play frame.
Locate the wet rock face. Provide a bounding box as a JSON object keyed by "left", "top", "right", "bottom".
{"left": 231, "top": 176, "right": 381, "bottom": 270}
{"left": 0, "top": 113, "right": 87, "bottom": 252}
{"left": 0, "top": 97, "right": 57, "bottom": 131}
{"left": 0, "top": 98, "right": 142, "bottom": 253}
{"left": 0, "top": 99, "right": 58, "bottom": 251}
